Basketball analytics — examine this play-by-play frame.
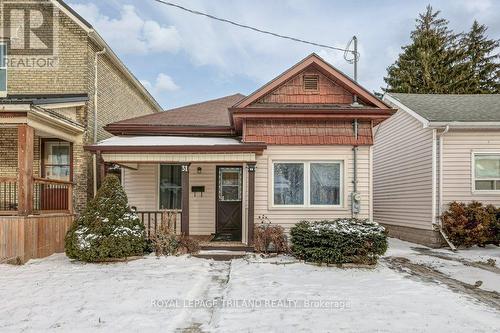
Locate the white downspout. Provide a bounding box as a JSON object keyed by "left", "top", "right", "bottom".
{"left": 436, "top": 125, "right": 455, "bottom": 250}
{"left": 93, "top": 47, "right": 106, "bottom": 195}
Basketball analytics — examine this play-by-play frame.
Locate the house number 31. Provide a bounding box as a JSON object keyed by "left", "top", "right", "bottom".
{"left": 182, "top": 165, "right": 189, "bottom": 172}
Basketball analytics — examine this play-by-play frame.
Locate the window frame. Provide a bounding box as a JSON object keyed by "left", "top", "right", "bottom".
{"left": 472, "top": 152, "right": 500, "bottom": 193}
{"left": 41, "top": 139, "right": 73, "bottom": 182}
{"left": 157, "top": 164, "right": 183, "bottom": 210}
{"left": 0, "top": 42, "right": 7, "bottom": 97}
{"left": 271, "top": 160, "right": 344, "bottom": 209}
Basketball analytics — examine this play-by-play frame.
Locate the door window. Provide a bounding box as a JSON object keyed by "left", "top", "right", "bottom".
{"left": 219, "top": 168, "right": 242, "bottom": 201}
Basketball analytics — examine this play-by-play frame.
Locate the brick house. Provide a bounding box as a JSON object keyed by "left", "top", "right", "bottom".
{"left": 0, "top": 0, "right": 161, "bottom": 263}
{"left": 87, "top": 54, "right": 395, "bottom": 247}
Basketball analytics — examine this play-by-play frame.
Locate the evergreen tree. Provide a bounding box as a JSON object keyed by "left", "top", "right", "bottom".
{"left": 383, "top": 6, "right": 466, "bottom": 93}
{"left": 65, "top": 174, "right": 146, "bottom": 262}
{"left": 460, "top": 21, "right": 500, "bottom": 93}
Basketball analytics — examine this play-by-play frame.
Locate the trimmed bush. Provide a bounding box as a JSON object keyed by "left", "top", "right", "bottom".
{"left": 290, "top": 219, "right": 387, "bottom": 265}
{"left": 254, "top": 223, "right": 289, "bottom": 254}
{"left": 441, "top": 201, "right": 499, "bottom": 247}
{"left": 65, "top": 175, "right": 146, "bottom": 262}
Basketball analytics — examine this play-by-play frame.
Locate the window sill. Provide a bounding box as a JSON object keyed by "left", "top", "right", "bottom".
{"left": 268, "top": 205, "right": 347, "bottom": 211}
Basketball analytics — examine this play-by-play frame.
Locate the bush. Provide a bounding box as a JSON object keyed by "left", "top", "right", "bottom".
{"left": 441, "top": 201, "right": 499, "bottom": 247}
{"left": 151, "top": 220, "right": 200, "bottom": 256}
{"left": 254, "top": 223, "right": 289, "bottom": 254}
{"left": 290, "top": 219, "right": 387, "bottom": 265}
{"left": 65, "top": 175, "right": 146, "bottom": 262}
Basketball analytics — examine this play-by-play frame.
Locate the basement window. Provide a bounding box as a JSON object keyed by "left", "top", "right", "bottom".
{"left": 0, "top": 43, "right": 6, "bottom": 97}
{"left": 303, "top": 75, "right": 319, "bottom": 91}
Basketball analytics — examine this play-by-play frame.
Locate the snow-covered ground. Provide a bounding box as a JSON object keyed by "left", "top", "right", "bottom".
{"left": 0, "top": 239, "right": 499, "bottom": 332}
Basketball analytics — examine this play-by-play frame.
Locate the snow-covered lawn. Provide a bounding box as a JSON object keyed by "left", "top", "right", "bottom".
{"left": 0, "top": 239, "right": 499, "bottom": 332}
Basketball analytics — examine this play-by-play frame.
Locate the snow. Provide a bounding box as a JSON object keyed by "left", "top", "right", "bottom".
{"left": 95, "top": 136, "right": 244, "bottom": 147}
{"left": 1, "top": 239, "right": 499, "bottom": 332}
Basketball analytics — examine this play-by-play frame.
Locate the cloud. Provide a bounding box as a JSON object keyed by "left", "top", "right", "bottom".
{"left": 69, "top": 2, "right": 181, "bottom": 54}
{"left": 141, "top": 73, "right": 179, "bottom": 100}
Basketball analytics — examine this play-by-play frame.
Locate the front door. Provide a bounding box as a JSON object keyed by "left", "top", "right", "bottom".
{"left": 216, "top": 166, "right": 243, "bottom": 241}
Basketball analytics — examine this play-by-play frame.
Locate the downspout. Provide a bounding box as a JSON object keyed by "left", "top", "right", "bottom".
{"left": 436, "top": 125, "right": 455, "bottom": 250}
{"left": 93, "top": 46, "right": 106, "bottom": 195}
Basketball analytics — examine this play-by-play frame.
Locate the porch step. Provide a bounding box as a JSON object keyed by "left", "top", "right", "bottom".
{"left": 200, "top": 245, "right": 254, "bottom": 252}
{"left": 194, "top": 250, "right": 248, "bottom": 261}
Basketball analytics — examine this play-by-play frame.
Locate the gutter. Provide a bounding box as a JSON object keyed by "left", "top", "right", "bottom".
{"left": 92, "top": 45, "right": 106, "bottom": 196}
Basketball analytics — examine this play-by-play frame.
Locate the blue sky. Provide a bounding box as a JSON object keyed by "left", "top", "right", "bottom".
{"left": 68, "top": 0, "right": 500, "bottom": 109}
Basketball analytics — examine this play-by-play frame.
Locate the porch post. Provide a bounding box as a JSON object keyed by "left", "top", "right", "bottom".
{"left": 95, "top": 150, "right": 106, "bottom": 190}
{"left": 181, "top": 163, "right": 190, "bottom": 235}
{"left": 17, "top": 124, "right": 34, "bottom": 216}
{"left": 247, "top": 163, "right": 256, "bottom": 245}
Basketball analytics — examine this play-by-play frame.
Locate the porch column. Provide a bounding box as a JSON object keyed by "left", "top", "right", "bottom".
{"left": 17, "top": 124, "right": 34, "bottom": 215}
{"left": 247, "top": 163, "right": 256, "bottom": 245}
{"left": 181, "top": 163, "right": 190, "bottom": 235}
{"left": 95, "top": 150, "right": 106, "bottom": 191}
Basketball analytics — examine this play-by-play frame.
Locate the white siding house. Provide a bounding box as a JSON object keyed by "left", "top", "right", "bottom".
{"left": 374, "top": 93, "right": 500, "bottom": 247}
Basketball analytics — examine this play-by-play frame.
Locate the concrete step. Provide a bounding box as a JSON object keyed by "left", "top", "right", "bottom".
{"left": 200, "top": 245, "right": 254, "bottom": 252}
{"left": 194, "top": 250, "right": 248, "bottom": 261}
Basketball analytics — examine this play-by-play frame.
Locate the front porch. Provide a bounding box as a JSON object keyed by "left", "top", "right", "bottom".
{"left": 89, "top": 136, "right": 265, "bottom": 247}
{"left": 1, "top": 106, "right": 83, "bottom": 263}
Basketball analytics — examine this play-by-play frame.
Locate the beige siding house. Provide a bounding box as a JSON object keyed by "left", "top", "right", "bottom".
{"left": 87, "top": 54, "right": 394, "bottom": 247}
{"left": 374, "top": 93, "right": 500, "bottom": 247}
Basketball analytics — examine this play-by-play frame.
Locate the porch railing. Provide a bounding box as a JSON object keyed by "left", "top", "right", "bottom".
{"left": 0, "top": 177, "right": 18, "bottom": 213}
{"left": 33, "top": 177, "right": 73, "bottom": 214}
{"left": 136, "top": 210, "right": 181, "bottom": 238}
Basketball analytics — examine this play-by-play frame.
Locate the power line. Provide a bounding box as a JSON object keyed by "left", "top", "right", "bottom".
{"left": 151, "top": 0, "right": 356, "bottom": 55}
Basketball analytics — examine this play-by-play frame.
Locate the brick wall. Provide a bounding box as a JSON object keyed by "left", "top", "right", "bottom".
{"left": 2, "top": 3, "right": 159, "bottom": 214}
{"left": 0, "top": 129, "right": 40, "bottom": 177}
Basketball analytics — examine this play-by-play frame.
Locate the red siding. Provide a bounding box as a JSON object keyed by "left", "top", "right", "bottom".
{"left": 251, "top": 68, "right": 353, "bottom": 105}
{"left": 244, "top": 119, "right": 373, "bottom": 145}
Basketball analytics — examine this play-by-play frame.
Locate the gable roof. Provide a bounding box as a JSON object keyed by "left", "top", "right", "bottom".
{"left": 233, "top": 53, "right": 389, "bottom": 109}
{"left": 104, "top": 94, "right": 245, "bottom": 135}
{"left": 387, "top": 93, "right": 500, "bottom": 122}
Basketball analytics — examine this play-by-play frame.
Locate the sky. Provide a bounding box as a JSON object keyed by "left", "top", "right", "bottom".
{"left": 67, "top": 0, "right": 500, "bottom": 109}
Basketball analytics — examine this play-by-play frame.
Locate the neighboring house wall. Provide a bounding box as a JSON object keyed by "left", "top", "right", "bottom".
{"left": 254, "top": 145, "right": 371, "bottom": 231}
{"left": 3, "top": 5, "right": 159, "bottom": 213}
{"left": 373, "top": 110, "right": 440, "bottom": 246}
{"left": 0, "top": 129, "right": 41, "bottom": 178}
{"left": 441, "top": 130, "right": 500, "bottom": 207}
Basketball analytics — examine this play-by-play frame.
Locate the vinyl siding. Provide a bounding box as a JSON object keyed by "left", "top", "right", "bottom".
{"left": 441, "top": 130, "right": 500, "bottom": 207}
{"left": 373, "top": 110, "right": 434, "bottom": 230}
{"left": 254, "top": 145, "right": 370, "bottom": 232}
{"left": 122, "top": 163, "right": 247, "bottom": 236}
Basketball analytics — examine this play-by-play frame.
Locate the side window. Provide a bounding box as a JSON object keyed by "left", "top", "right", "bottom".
{"left": 474, "top": 154, "right": 500, "bottom": 191}
{"left": 273, "top": 163, "right": 304, "bottom": 205}
{"left": 0, "top": 43, "right": 6, "bottom": 97}
{"left": 159, "top": 165, "right": 182, "bottom": 209}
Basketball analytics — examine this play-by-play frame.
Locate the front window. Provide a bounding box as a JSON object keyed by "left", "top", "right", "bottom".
{"left": 43, "top": 141, "right": 71, "bottom": 181}
{"left": 273, "top": 161, "right": 342, "bottom": 207}
{"left": 159, "top": 165, "right": 182, "bottom": 209}
{"left": 0, "top": 43, "right": 7, "bottom": 97}
{"left": 274, "top": 163, "right": 304, "bottom": 205}
{"left": 474, "top": 154, "right": 500, "bottom": 191}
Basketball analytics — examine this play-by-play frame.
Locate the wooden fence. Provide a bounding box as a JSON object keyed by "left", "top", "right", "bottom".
{"left": 0, "top": 214, "right": 73, "bottom": 264}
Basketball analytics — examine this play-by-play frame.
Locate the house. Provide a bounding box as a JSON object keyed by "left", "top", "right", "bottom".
{"left": 86, "top": 54, "right": 394, "bottom": 246}
{"left": 374, "top": 93, "right": 500, "bottom": 247}
{"left": 0, "top": 0, "right": 161, "bottom": 263}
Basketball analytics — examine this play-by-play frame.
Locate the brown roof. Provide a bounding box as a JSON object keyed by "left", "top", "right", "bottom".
{"left": 109, "top": 93, "right": 245, "bottom": 128}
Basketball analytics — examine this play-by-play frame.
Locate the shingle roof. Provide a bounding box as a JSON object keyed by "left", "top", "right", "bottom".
{"left": 109, "top": 93, "right": 245, "bottom": 127}
{"left": 388, "top": 93, "right": 500, "bottom": 122}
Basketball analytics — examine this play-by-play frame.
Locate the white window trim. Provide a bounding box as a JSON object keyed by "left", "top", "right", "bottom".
{"left": 157, "top": 164, "right": 183, "bottom": 210}
{"left": 471, "top": 152, "right": 500, "bottom": 194}
{"left": 270, "top": 160, "right": 344, "bottom": 209}
{"left": 0, "top": 42, "right": 7, "bottom": 97}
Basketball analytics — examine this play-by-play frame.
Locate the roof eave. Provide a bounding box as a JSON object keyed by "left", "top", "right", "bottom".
{"left": 84, "top": 143, "right": 267, "bottom": 154}
{"left": 428, "top": 121, "right": 500, "bottom": 129}
{"left": 104, "top": 124, "right": 235, "bottom": 136}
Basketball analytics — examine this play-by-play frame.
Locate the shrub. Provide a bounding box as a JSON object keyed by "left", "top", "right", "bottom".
{"left": 151, "top": 220, "right": 200, "bottom": 256}
{"left": 65, "top": 175, "right": 146, "bottom": 262}
{"left": 441, "top": 201, "right": 499, "bottom": 247}
{"left": 254, "top": 223, "right": 289, "bottom": 254}
{"left": 290, "top": 219, "right": 387, "bottom": 265}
